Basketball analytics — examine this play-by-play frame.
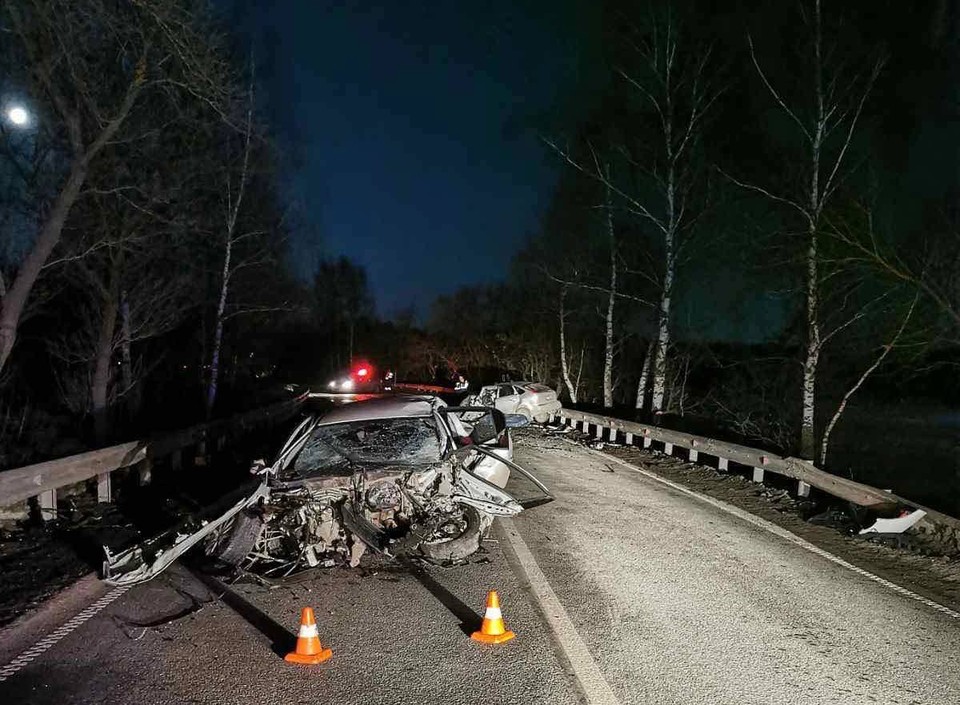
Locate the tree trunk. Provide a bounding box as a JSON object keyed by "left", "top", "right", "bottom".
{"left": 0, "top": 161, "right": 87, "bottom": 372}
{"left": 603, "top": 184, "right": 616, "bottom": 408}
{"left": 206, "top": 236, "right": 232, "bottom": 418}
{"left": 205, "top": 81, "right": 253, "bottom": 418}
{"left": 559, "top": 286, "right": 578, "bottom": 404}
{"left": 91, "top": 283, "right": 120, "bottom": 443}
{"left": 119, "top": 289, "right": 140, "bottom": 419}
{"left": 651, "top": 189, "right": 676, "bottom": 414}
{"left": 635, "top": 340, "right": 653, "bottom": 409}
{"left": 799, "top": 226, "right": 820, "bottom": 460}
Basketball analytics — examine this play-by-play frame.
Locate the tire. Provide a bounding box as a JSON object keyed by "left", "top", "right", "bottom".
{"left": 533, "top": 413, "right": 549, "bottom": 423}
{"left": 205, "top": 509, "right": 264, "bottom": 567}
{"left": 418, "top": 505, "right": 489, "bottom": 563}
{"left": 517, "top": 406, "right": 533, "bottom": 420}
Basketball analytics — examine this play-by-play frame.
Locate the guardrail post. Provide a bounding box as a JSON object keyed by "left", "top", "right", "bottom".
{"left": 96, "top": 472, "right": 112, "bottom": 503}
{"left": 752, "top": 467, "right": 765, "bottom": 483}
{"left": 664, "top": 442, "right": 674, "bottom": 455}
{"left": 643, "top": 436, "right": 652, "bottom": 449}
{"left": 595, "top": 424, "right": 603, "bottom": 439}
{"left": 689, "top": 449, "right": 699, "bottom": 462}
{"left": 718, "top": 457, "right": 728, "bottom": 471}
{"left": 39, "top": 489, "right": 57, "bottom": 521}
{"left": 625, "top": 432, "right": 633, "bottom": 445}
{"left": 797, "top": 480, "right": 811, "bottom": 498}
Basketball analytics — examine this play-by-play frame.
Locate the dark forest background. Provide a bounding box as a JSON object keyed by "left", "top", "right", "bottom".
{"left": 1, "top": 0, "right": 958, "bottom": 512}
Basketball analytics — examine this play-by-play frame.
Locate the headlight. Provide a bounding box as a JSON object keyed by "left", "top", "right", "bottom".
{"left": 328, "top": 381, "right": 337, "bottom": 389}
{"left": 340, "top": 379, "right": 355, "bottom": 391}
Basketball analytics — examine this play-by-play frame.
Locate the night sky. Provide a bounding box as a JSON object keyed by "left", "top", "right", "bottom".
{"left": 229, "top": 1, "right": 587, "bottom": 317}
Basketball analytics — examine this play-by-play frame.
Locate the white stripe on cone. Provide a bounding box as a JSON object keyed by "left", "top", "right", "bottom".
{"left": 484, "top": 607, "right": 502, "bottom": 619}
{"left": 299, "top": 624, "right": 319, "bottom": 638}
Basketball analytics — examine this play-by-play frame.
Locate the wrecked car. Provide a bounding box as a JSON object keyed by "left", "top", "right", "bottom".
{"left": 466, "top": 382, "right": 562, "bottom": 423}
{"left": 104, "top": 395, "right": 552, "bottom": 585}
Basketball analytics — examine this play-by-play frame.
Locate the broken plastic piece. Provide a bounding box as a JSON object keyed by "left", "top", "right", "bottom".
{"left": 859, "top": 509, "right": 926, "bottom": 535}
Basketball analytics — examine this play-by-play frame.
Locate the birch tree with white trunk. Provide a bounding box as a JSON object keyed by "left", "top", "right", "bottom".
{"left": 635, "top": 340, "right": 653, "bottom": 409}
{"left": 602, "top": 175, "right": 617, "bottom": 408}
{"left": 547, "top": 16, "right": 717, "bottom": 415}
{"left": 725, "top": 0, "right": 883, "bottom": 459}
{"left": 206, "top": 83, "right": 255, "bottom": 418}
{"left": 819, "top": 293, "right": 917, "bottom": 466}
{"left": 558, "top": 285, "right": 581, "bottom": 404}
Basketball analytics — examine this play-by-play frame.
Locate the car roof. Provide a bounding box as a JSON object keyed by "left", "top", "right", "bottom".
{"left": 315, "top": 394, "right": 445, "bottom": 426}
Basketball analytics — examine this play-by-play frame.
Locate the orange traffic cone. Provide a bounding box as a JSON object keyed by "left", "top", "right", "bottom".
{"left": 285, "top": 607, "right": 332, "bottom": 664}
{"left": 471, "top": 590, "right": 515, "bottom": 644}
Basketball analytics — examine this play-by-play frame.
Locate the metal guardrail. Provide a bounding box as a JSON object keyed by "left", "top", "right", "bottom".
{"left": 0, "top": 392, "right": 309, "bottom": 521}
{"left": 555, "top": 408, "right": 960, "bottom": 547}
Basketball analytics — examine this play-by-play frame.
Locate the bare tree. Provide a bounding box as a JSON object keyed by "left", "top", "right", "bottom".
{"left": 725, "top": 0, "right": 883, "bottom": 459}
{"left": 819, "top": 293, "right": 918, "bottom": 465}
{"left": 206, "top": 82, "right": 254, "bottom": 417}
{"left": 558, "top": 284, "right": 580, "bottom": 403}
{"left": 0, "top": 0, "right": 228, "bottom": 373}
{"left": 545, "top": 12, "right": 718, "bottom": 415}
{"left": 602, "top": 175, "right": 617, "bottom": 407}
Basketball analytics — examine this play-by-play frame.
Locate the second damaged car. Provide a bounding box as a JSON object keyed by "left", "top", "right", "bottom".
{"left": 104, "top": 395, "right": 551, "bottom": 585}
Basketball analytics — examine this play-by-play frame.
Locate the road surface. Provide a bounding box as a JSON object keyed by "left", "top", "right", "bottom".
{"left": 1, "top": 431, "right": 958, "bottom": 704}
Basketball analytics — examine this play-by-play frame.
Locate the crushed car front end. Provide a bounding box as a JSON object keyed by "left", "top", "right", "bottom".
{"left": 103, "top": 396, "right": 551, "bottom": 586}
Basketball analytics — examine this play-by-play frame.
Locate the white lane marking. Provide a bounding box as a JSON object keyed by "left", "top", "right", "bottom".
{"left": 584, "top": 444, "right": 960, "bottom": 621}
{"left": 0, "top": 586, "right": 131, "bottom": 682}
{"left": 500, "top": 517, "right": 622, "bottom": 705}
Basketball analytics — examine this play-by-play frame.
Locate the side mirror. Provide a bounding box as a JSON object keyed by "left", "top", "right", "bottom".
{"left": 504, "top": 414, "right": 530, "bottom": 428}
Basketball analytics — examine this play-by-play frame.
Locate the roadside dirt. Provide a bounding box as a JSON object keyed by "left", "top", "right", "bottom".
{"left": 0, "top": 493, "right": 119, "bottom": 626}
{"left": 542, "top": 425, "right": 960, "bottom": 613}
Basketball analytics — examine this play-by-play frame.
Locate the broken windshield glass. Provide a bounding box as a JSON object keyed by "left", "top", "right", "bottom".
{"left": 297, "top": 417, "right": 444, "bottom": 470}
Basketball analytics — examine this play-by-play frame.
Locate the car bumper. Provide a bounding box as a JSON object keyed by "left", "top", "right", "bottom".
{"left": 536, "top": 400, "right": 562, "bottom": 416}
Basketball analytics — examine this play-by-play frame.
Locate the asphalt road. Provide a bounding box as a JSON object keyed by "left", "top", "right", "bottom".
{"left": 2, "top": 431, "right": 958, "bottom": 704}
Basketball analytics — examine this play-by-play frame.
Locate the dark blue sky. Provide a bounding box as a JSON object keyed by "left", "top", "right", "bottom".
{"left": 231, "top": 1, "right": 586, "bottom": 317}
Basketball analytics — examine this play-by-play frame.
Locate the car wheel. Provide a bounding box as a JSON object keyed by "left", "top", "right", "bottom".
{"left": 203, "top": 508, "right": 263, "bottom": 567}
{"left": 517, "top": 406, "right": 533, "bottom": 420}
{"left": 533, "top": 413, "right": 549, "bottom": 423}
{"left": 418, "top": 505, "right": 489, "bottom": 563}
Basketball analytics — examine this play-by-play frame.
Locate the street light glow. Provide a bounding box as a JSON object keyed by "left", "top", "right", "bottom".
{"left": 7, "top": 106, "right": 29, "bottom": 127}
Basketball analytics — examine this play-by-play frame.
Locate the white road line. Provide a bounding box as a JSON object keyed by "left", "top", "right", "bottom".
{"left": 585, "top": 444, "right": 960, "bottom": 621}
{"left": 0, "top": 586, "right": 130, "bottom": 682}
{"left": 499, "top": 517, "right": 622, "bottom": 705}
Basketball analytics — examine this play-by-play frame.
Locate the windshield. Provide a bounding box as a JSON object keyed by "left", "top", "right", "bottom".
{"left": 293, "top": 417, "right": 445, "bottom": 475}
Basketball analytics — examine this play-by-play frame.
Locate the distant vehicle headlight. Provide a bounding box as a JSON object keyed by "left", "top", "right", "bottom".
{"left": 340, "top": 379, "right": 355, "bottom": 391}
{"left": 328, "top": 381, "right": 337, "bottom": 389}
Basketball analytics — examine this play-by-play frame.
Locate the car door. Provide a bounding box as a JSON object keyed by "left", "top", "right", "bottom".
{"left": 494, "top": 383, "right": 521, "bottom": 414}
